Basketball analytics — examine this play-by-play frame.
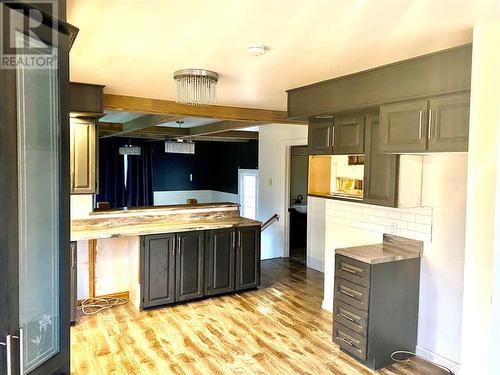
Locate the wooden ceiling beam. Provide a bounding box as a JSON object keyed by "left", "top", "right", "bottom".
{"left": 98, "top": 122, "right": 257, "bottom": 141}
{"left": 103, "top": 94, "right": 306, "bottom": 124}
{"left": 186, "top": 120, "right": 262, "bottom": 137}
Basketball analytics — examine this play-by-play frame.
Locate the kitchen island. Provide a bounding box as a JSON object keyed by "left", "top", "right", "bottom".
{"left": 71, "top": 203, "right": 261, "bottom": 312}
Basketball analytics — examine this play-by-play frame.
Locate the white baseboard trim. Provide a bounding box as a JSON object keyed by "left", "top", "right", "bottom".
{"left": 415, "top": 346, "right": 460, "bottom": 374}
{"left": 321, "top": 298, "right": 333, "bottom": 312}
{"left": 306, "top": 258, "right": 324, "bottom": 273}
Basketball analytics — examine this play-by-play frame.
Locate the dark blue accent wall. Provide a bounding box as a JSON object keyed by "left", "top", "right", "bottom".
{"left": 101, "top": 138, "right": 258, "bottom": 195}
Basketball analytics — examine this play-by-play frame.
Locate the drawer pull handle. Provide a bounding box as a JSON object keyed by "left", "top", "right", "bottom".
{"left": 340, "top": 266, "right": 359, "bottom": 275}
{"left": 339, "top": 287, "right": 358, "bottom": 299}
{"left": 338, "top": 335, "right": 354, "bottom": 347}
{"left": 339, "top": 312, "right": 355, "bottom": 322}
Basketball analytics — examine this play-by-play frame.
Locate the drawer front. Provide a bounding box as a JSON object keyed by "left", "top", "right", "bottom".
{"left": 333, "top": 322, "right": 367, "bottom": 361}
{"left": 335, "top": 254, "right": 371, "bottom": 287}
{"left": 333, "top": 299, "right": 368, "bottom": 336}
{"left": 334, "top": 277, "right": 369, "bottom": 311}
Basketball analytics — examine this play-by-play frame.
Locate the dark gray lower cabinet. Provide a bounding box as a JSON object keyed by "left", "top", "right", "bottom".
{"left": 363, "top": 115, "right": 399, "bottom": 207}
{"left": 205, "top": 229, "right": 235, "bottom": 296}
{"left": 235, "top": 226, "right": 261, "bottom": 291}
{"left": 333, "top": 254, "right": 420, "bottom": 370}
{"left": 176, "top": 231, "right": 204, "bottom": 302}
{"left": 141, "top": 227, "right": 260, "bottom": 309}
{"left": 142, "top": 234, "right": 176, "bottom": 308}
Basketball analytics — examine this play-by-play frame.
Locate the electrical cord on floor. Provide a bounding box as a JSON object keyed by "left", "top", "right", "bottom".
{"left": 391, "top": 351, "right": 454, "bottom": 374}
{"left": 78, "top": 297, "right": 128, "bottom": 315}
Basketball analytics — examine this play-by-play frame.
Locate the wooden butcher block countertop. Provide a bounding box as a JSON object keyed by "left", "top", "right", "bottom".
{"left": 335, "top": 234, "right": 423, "bottom": 264}
{"left": 71, "top": 203, "right": 261, "bottom": 241}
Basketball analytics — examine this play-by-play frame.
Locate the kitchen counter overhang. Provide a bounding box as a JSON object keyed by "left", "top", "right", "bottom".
{"left": 71, "top": 202, "right": 261, "bottom": 241}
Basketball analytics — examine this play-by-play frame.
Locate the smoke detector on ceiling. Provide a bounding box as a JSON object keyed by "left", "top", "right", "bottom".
{"left": 246, "top": 45, "right": 268, "bottom": 56}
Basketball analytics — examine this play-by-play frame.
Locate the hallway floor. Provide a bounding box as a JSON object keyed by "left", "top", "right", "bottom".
{"left": 71, "top": 259, "right": 447, "bottom": 374}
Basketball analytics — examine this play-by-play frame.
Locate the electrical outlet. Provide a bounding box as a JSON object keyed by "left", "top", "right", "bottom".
{"left": 390, "top": 222, "right": 397, "bottom": 233}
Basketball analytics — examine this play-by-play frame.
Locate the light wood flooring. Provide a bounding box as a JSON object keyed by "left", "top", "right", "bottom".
{"left": 71, "top": 259, "right": 447, "bottom": 375}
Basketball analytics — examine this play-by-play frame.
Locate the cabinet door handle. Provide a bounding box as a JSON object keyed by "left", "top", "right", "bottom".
{"left": 0, "top": 335, "right": 11, "bottom": 375}
{"left": 177, "top": 237, "right": 181, "bottom": 256}
{"left": 331, "top": 126, "right": 335, "bottom": 147}
{"left": 418, "top": 110, "right": 423, "bottom": 139}
{"left": 428, "top": 109, "right": 432, "bottom": 140}
{"left": 232, "top": 232, "right": 235, "bottom": 248}
{"left": 238, "top": 232, "right": 241, "bottom": 248}
{"left": 171, "top": 241, "right": 175, "bottom": 256}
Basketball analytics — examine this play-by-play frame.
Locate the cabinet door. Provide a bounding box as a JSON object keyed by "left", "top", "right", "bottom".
{"left": 333, "top": 114, "right": 365, "bottom": 154}
{"left": 205, "top": 229, "right": 235, "bottom": 296}
{"left": 70, "top": 118, "right": 97, "bottom": 194}
{"left": 380, "top": 100, "right": 428, "bottom": 153}
{"left": 308, "top": 118, "right": 334, "bottom": 155}
{"left": 176, "top": 231, "right": 204, "bottom": 301}
{"left": 142, "top": 234, "right": 176, "bottom": 308}
{"left": 363, "top": 115, "right": 399, "bottom": 207}
{"left": 235, "top": 226, "right": 261, "bottom": 291}
{"left": 428, "top": 93, "right": 469, "bottom": 152}
{"left": 70, "top": 242, "right": 78, "bottom": 324}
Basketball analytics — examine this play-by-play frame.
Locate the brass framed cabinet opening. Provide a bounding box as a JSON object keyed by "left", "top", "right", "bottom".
{"left": 0, "top": 2, "right": 77, "bottom": 374}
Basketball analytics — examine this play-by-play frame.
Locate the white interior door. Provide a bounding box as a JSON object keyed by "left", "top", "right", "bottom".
{"left": 238, "top": 169, "right": 259, "bottom": 220}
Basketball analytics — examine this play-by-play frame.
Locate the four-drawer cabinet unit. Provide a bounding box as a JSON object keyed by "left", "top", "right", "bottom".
{"left": 332, "top": 235, "right": 422, "bottom": 370}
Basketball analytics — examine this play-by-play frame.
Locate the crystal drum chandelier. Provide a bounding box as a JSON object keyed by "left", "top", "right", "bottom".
{"left": 173, "top": 69, "right": 218, "bottom": 105}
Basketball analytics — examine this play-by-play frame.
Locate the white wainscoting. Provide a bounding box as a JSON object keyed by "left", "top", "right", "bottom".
{"left": 153, "top": 190, "right": 239, "bottom": 206}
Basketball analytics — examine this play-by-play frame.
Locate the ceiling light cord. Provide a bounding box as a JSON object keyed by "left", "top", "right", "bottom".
{"left": 390, "top": 350, "right": 454, "bottom": 374}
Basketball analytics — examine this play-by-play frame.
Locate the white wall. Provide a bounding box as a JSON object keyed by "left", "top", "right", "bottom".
{"left": 154, "top": 190, "right": 238, "bottom": 206}
{"left": 461, "top": 20, "right": 500, "bottom": 375}
{"left": 323, "top": 153, "right": 467, "bottom": 373}
{"left": 307, "top": 197, "right": 326, "bottom": 272}
{"left": 70, "top": 194, "right": 94, "bottom": 219}
{"left": 258, "top": 124, "right": 308, "bottom": 260}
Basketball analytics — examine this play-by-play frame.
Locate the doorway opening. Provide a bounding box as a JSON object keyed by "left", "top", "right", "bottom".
{"left": 288, "top": 146, "right": 308, "bottom": 265}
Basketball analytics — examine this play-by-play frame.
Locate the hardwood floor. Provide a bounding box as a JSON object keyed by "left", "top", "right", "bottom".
{"left": 71, "top": 259, "right": 448, "bottom": 375}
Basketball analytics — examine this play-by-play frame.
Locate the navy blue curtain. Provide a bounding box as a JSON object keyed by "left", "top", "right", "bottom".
{"left": 96, "top": 138, "right": 126, "bottom": 208}
{"left": 126, "top": 144, "right": 154, "bottom": 207}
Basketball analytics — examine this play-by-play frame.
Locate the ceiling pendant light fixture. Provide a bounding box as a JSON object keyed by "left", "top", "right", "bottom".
{"left": 173, "top": 69, "right": 218, "bottom": 106}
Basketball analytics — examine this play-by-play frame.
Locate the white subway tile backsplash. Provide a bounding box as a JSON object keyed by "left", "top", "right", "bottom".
{"left": 325, "top": 200, "right": 433, "bottom": 242}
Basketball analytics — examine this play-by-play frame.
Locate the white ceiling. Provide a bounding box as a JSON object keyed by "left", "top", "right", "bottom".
{"left": 68, "top": 0, "right": 500, "bottom": 111}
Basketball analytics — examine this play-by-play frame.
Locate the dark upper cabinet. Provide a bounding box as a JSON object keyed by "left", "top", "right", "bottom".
{"left": 379, "top": 99, "right": 429, "bottom": 153}
{"left": 69, "top": 82, "right": 105, "bottom": 116}
{"left": 333, "top": 114, "right": 365, "bottom": 154}
{"left": 363, "top": 115, "right": 399, "bottom": 207}
{"left": 142, "top": 234, "right": 176, "bottom": 308}
{"left": 380, "top": 93, "right": 470, "bottom": 153}
{"left": 176, "top": 231, "right": 205, "bottom": 302}
{"left": 205, "top": 229, "right": 235, "bottom": 296}
{"left": 235, "top": 226, "right": 261, "bottom": 291}
{"left": 428, "top": 93, "right": 469, "bottom": 152}
{"left": 308, "top": 117, "right": 334, "bottom": 155}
